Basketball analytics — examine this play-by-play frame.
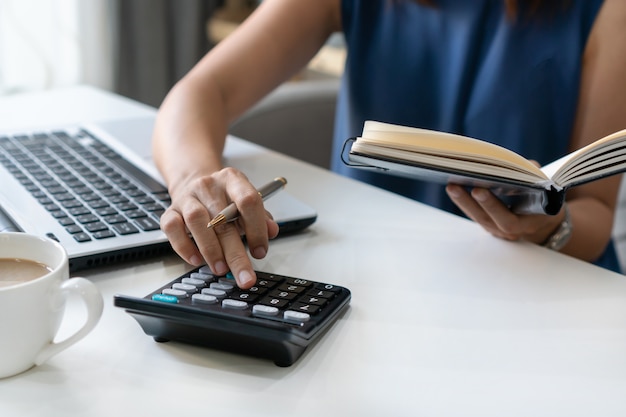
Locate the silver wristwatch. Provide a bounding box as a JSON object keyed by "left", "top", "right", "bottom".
{"left": 542, "top": 205, "right": 573, "bottom": 251}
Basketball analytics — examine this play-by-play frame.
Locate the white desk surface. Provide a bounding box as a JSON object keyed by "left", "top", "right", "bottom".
{"left": 1, "top": 86, "right": 626, "bottom": 416}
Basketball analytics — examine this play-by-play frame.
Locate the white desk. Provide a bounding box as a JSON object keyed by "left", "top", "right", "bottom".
{"left": 1, "top": 87, "right": 626, "bottom": 416}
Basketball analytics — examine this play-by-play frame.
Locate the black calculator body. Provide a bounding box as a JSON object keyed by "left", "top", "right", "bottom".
{"left": 113, "top": 266, "right": 351, "bottom": 367}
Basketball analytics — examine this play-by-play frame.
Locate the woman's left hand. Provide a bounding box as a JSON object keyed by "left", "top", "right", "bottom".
{"left": 445, "top": 184, "right": 565, "bottom": 245}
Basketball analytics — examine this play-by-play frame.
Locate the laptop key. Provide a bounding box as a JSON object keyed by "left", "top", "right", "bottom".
{"left": 96, "top": 206, "right": 117, "bottom": 216}
{"left": 112, "top": 222, "right": 139, "bottom": 235}
{"left": 58, "top": 217, "right": 75, "bottom": 226}
{"left": 66, "top": 224, "right": 83, "bottom": 234}
{"left": 125, "top": 209, "right": 147, "bottom": 219}
{"left": 73, "top": 232, "right": 92, "bottom": 242}
{"left": 103, "top": 214, "right": 128, "bottom": 224}
{"left": 87, "top": 199, "right": 109, "bottom": 209}
{"left": 118, "top": 202, "right": 137, "bottom": 211}
{"left": 92, "top": 230, "right": 116, "bottom": 239}
{"left": 56, "top": 193, "right": 76, "bottom": 202}
{"left": 50, "top": 210, "right": 68, "bottom": 219}
{"left": 69, "top": 206, "right": 91, "bottom": 216}
{"left": 142, "top": 203, "right": 164, "bottom": 212}
{"left": 76, "top": 214, "right": 99, "bottom": 224}
{"left": 61, "top": 199, "right": 84, "bottom": 209}
{"left": 44, "top": 203, "right": 60, "bottom": 212}
{"left": 85, "top": 222, "right": 108, "bottom": 233}
{"left": 134, "top": 217, "right": 160, "bottom": 231}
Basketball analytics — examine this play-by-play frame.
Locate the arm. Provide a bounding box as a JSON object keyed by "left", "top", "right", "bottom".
{"left": 562, "top": 0, "right": 626, "bottom": 261}
{"left": 152, "top": 0, "right": 342, "bottom": 288}
{"left": 447, "top": 0, "right": 626, "bottom": 264}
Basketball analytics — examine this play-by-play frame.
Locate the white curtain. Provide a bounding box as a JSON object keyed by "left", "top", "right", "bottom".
{"left": 0, "top": 0, "right": 114, "bottom": 95}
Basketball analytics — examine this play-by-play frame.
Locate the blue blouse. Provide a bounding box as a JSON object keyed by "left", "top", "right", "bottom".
{"left": 333, "top": 0, "right": 620, "bottom": 272}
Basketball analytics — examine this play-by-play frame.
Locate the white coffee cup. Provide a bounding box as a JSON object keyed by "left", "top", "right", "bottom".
{"left": 0, "top": 232, "right": 103, "bottom": 379}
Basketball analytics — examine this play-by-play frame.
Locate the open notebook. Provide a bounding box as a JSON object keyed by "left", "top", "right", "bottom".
{"left": 0, "top": 117, "right": 317, "bottom": 271}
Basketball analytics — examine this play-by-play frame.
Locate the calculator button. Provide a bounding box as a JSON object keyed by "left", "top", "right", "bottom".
{"left": 218, "top": 277, "right": 236, "bottom": 285}
{"left": 252, "top": 304, "right": 280, "bottom": 318}
{"left": 181, "top": 277, "right": 206, "bottom": 287}
{"left": 201, "top": 288, "right": 227, "bottom": 299}
{"left": 162, "top": 288, "right": 188, "bottom": 299}
{"left": 255, "top": 279, "right": 279, "bottom": 289}
{"left": 190, "top": 272, "right": 215, "bottom": 283}
{"left": 278, "top": 284, "right": 306, "bottom": 294}
{"left": 258, "top": 273, "right": 283, "bottom": 282}
{"left": 268, "top": 290, "right": 298, "bottom": 301}
{"left": 298, "top": 296, "right": 327, "bottom": 306}
{"left": 152, "top": 294, "right": 179, "bottom": 303}
{"left": 246, "top": 286, "right": 266, "bottom": 295}
{"left": 192, "top": 294, "right": 218, "bottom": 304}
{"left": 314, "top": 283, "right": 341, "bottom": 293}
{"left": 198, "top": 266, "right": 214, "bottom": 275}
{"left": 211, "top": 282, "right": 234, "bottom": 293}
{"left": 232, "top": 292, "right": 259, "bottom": 303}
{"left": 283, "top": 310, "right": 310, "bottom": 323}
{"left": 290, "top": 302, "right": 321, "bottom": 315}
{"left": 284, "top": 278, "right": 313, "bottom": 288}
{"left": 306, "top": 289, "right": 335, "bottom": 299}
{"left": 222, "top": 299, "right": 248, "bottom": 310}
{"left": 259, "top": 297, "right": 289, "bottom": 309}
{"left": 172, "top": 283, "right": 197, "bottom": 293}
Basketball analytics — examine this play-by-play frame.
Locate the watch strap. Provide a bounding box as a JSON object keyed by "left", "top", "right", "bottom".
{"left": 542, "top": 205, "right": 573, "bottom": 251}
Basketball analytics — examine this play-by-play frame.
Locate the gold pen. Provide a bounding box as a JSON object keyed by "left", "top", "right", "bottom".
{"left": 206, "top": 177, "right": 287, "bottom": 229}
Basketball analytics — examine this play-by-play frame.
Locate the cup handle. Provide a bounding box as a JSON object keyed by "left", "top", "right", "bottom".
{"left": 35, "top": 277, "right": 104, "bottom": 366}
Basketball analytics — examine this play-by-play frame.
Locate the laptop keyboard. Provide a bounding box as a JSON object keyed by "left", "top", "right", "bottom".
{"left": 0, "top": 129, "right": 171, "bottom": 243}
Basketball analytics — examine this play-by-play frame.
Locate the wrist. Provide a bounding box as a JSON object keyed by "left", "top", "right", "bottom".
{"left": 165, "top": 165, "right": 222, "bottom": 197}
{"left": 541, "top": 204, "right": 573, "bottom": 251}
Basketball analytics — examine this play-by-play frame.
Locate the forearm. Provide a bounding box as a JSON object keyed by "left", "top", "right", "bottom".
{"left": 560, "top": 197, "right": 615, "bottom": 262}
{"left": 152, "top": 77, "right": 227, "bottom": 194}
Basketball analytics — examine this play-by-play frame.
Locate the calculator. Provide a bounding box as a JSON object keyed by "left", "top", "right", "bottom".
{"left": 113, "top": 266, "right": 351, "bottom": 367}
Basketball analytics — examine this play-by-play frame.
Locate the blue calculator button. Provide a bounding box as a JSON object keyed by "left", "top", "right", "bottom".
{"left": 152, "top": 294, "right": 179, "bottom": 304}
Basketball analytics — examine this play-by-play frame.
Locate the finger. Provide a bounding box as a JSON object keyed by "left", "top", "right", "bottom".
{"left": 180, "top": 197, "right": 231, "bottom": 276}
{"left": 234, "top": 217, "right": 278, "bottom": 259}
{"left": 470, "top": 188, "right": 525, "bottom": 239}
{"left": 227, "top": 179, "right": 273, "bottom": 260}
{"left": 446, "top": 185, "right": 517, "bottom": 240}
{"left": 159, "top": 208, "right": 203, "bottom": 266}
{"left": 266, "top": 215, "right": 280, "bottom": 240}
{"left": 446, "top": 184, "right": 493, "bottom": 225}
{"left": 211, "top": 221, "right": 257, "bottom": 289}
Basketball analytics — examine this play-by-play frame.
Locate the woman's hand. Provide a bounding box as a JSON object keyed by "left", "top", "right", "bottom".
{"left": 445, "top": 184, "right": 565, "bottom": 246}
{"left": 159, "top": 167, "right": 280, "bottom": 289}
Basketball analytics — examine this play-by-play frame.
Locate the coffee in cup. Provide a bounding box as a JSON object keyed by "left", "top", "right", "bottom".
{"left": 0, "top": 232, "right": 104, "bottom": 379}
{"left": 0, "top": 257, "right": 52, "bottom": 288}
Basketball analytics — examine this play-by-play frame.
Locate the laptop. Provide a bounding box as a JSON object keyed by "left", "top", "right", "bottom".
{"left": 0, "top": 117, "right": 317, "bottom": 271}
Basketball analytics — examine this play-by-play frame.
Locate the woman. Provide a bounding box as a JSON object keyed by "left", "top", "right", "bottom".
{"left": 153, "top": 0, "right": 626, "bottom": 288}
